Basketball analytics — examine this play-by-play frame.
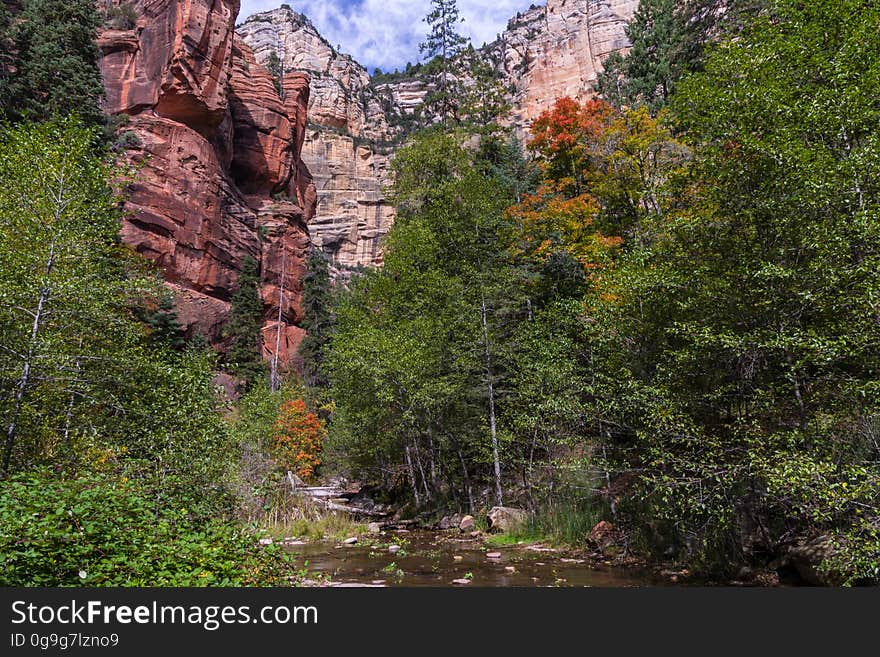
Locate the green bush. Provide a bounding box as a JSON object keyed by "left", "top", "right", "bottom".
{"left": 104, "top": 2, "right": 138, "bottom": 30}
{"left": 0, "top": 469, "right": 294, "bottom": 586}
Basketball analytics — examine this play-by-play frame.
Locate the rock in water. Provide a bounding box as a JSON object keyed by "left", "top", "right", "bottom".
{"left": 587, "top": 521, "right": 618, "bottom": 553}
{"left": 367, "top": 522, "right": 383, "bottom": 534}
{"left": 342, "top": 537, "right": 358, "bottom": 545}
{"left": 487, "top": 507, "right": 528, "bottom": 533}
{"left": 459, "top": 515, "right": 476, "bottom": 533}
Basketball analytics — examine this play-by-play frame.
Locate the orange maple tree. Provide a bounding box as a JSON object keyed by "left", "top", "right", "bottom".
{"left": 270, "top": 399, "right": 325, "bottom": 481}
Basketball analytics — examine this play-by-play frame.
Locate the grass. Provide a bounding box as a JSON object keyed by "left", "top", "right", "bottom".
{"left": 261, "top": 513, "right": 367, "bottom": 542}
{"left": 257, "top": 494, "right": 367, "bottom": 541}
{"left": 485, "top": 503, "right": 604, "bottom": 548}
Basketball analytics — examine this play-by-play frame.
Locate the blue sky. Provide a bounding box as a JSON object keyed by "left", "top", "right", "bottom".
{"left": 238, "top": 1, "right": 542, "bottom": 72}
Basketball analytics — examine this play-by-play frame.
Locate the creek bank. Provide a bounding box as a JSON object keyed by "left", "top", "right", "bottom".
{"left": 270, "top": 480, "right": 785, "bottom": 586}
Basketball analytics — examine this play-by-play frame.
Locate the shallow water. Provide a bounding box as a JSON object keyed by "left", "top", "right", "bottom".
{"left": 286, "top": 530, "right": 660, "bottom": 587}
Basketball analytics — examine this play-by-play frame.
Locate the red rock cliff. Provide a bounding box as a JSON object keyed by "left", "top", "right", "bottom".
{"left": 98, "top": 0, "right": 317, "bottom": 365}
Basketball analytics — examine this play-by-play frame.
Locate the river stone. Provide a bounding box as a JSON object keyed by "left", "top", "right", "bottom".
{"left": 343, "top": 537, "right": 358, "bottom": 545}
{"left": 459, "top": 515, "right": 476, "bottom": 532}
{"left": 367, "top": 522, "right": 383, "bottom": 534}
{"left": 487, "top": 506, "right": 528, "bottom": 533}
{"left": 587, "top": 521, "right": 617, "bottom": 553}
{"left": 439, "top": 513, "right": 462, "bottom": 530}
{"left": 452, "top": 578, "right": 472, "bottom": 585}
{"left": 388, "top": 544, "right": 401, "bottom": 554}
{"left": 486, "top": 552, "right": 502, "bottom": 559}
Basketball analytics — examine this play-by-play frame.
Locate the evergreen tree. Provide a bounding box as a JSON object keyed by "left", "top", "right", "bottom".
{"left": 459, "top": 46, "right": 510, "bottom": 132}
{"left": 419, "top": 0, "right": 469, "bottom": 122}
{"left": 0, "top": 3, "right": 12, "bottom": 104}
{"left": 298, "top": 248, "right": 336, "bottom": 390}
{"left": 137, "top": 293, "right": 187, "bottom": 351}
{"left": 1, "top": 0, "right": 105, "bottom": 124}
{"left": 224, "top": 256, "right": 266, "bottom": 386}
{"left": 597, "top": 0, "right": 771, "bottom": 113}
{"left": 266, "top": 51, "right": 283, "bottom": 98}
{"left": 596, "top": 0, "right": 684, "bottom": 112}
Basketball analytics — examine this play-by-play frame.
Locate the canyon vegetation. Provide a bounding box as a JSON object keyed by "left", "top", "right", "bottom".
{"left": 0, "top": 0, "right": 877, "bottom": 586}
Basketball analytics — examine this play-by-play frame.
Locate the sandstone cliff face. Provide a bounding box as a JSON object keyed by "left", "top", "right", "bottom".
{"left": 237, "top": 7, "right": 399, "bottom": 269}
{"left": 237, "top": 1, "right": 635, "bottom": 269}
{"left": 99, "top": 0, "right": 316, "bottom": 365}
{"left": 488, "top": 0, "right": 638, "bottom": 131}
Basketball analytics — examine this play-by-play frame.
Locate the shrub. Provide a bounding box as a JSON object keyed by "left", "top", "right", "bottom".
{"left": 0, "top": 469, "right": 295, "bottom": 586}
{"left": 104, "top": 2, "right": 137, "bottom": 30}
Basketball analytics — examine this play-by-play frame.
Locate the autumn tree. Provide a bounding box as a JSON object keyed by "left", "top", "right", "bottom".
{"left": 270, "top": 399, "right": 325, "bottom": 482}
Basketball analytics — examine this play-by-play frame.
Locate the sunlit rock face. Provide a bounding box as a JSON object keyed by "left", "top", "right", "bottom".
{"left": 238, "top": 7, "right": 398, "bottom": 269}
{"left": 238, "top": 1, "right": 635, "bottom": 269}
{"left": 99, "top": 0, "right": 316, "bottom": 365}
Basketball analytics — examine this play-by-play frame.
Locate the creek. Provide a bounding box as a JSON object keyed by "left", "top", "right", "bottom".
{"left": 286, "top": 530, "right": 662, "bottom": 587}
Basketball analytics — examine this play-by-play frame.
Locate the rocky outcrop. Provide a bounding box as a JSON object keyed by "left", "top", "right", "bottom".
{"left": 237, "top": 7, "right": 397, "bottom": 268}
{"left": 487, "top": 0, "right": 638, "bottom": 133}
{"left": 237, "top": 1, "right": 636, "bottom": 269}
{"left": 487, "top": 506, "right": 528, "bottom": 533}
{"left": 98, "top": 0, "right": 316, "bottom": 365}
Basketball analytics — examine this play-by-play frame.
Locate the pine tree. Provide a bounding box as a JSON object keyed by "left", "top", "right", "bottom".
{"left": 298, "top": 248, "right": 335, "bottom": 389}
{"left": 596, "top": 0, "right": 684, "bottom": 112}
{"left": 419, "top": 0, "right": 469, "bottom": 122}
{"left": 1, "top": 0, "right": 105, "bottom": 124}
{"left": 224, "top": 256, "right": 266, "bottom": 386}
{"left": 597, "top": 0, "right": 771, "bottom": 113}
{"left": 460, "top": 47, "right": 510, "bottom": 131}
{"left": 137, "top": 293, "right": 187, "bottom": 351}
{"left": 266, "top": 51, "right": 283, "bottom": 98}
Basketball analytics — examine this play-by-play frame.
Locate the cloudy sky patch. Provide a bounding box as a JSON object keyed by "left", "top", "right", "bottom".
{"left": 238, "top": 0, "right": 541, "bottom": 71}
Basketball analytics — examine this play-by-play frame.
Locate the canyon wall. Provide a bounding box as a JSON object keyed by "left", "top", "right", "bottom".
{"left": 98, "top": 0, "right": 317, "bottom": 365}
{"left": 237, "top": 0, "right": 637, "bottom": 269}
{"left": 237, "top": 8, "right": 398, "bottom": 269}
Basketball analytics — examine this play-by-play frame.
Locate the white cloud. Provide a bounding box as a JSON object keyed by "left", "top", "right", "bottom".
{"left": 237, "top": 0, "right": 541, "bottom": 71}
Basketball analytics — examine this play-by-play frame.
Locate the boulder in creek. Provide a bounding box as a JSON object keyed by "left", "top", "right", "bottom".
{"left": 587, "top": 521, "right": 619, "bottom": 553}
{"left": 487, "top": 506, "right": 528, "bottom": 533}
{"left": 439, "top": 513, "right": 462, "bottom": 530}
{"left": 459, "top": 515, "right": 476, "bottom": 532}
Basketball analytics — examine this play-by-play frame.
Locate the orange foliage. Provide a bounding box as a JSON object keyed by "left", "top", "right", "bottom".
{"left": 270, "top": 399, "right": 325, "bottom": 481}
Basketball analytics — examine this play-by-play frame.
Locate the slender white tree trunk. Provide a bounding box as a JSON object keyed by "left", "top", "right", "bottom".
{"left": 481, "top": 292, "right": 503, "bottom": 506}
{"left": 405, "top": 445, "right": 421, "bottom": 506}
{"left": 271, "top": 248, "right": 286, "bottom": 391}
{"left": 3, "top": 238, "right": 57, "bottom": 476}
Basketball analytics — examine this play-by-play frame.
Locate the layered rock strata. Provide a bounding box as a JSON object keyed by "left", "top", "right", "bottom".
{"left": 98, "top": 0, "right": 317, "bottom": 365}
{"left": 237, "top": 0, "right": 637, "bottom": 268}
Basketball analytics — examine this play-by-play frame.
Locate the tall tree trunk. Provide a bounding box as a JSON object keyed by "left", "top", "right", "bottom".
{"left": 62, "top": 338, "right": 84, "bottom": 456}
{"left": 413, "top": 439, "right": 430, "bottom": 500}
{"left": 481, "top": 292, "right": 503, "bottom": 506}
{"left": 458, "top": 449, "right": 474, "bottom": 513}
{"left": 3, "top": 238, "right": 57, "bottom": 477}
{"left": 271, "top": 248, "right": 287, "bottom": 391}
{"left": 405, "top": 445, "right": 421, "bottom": 506}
